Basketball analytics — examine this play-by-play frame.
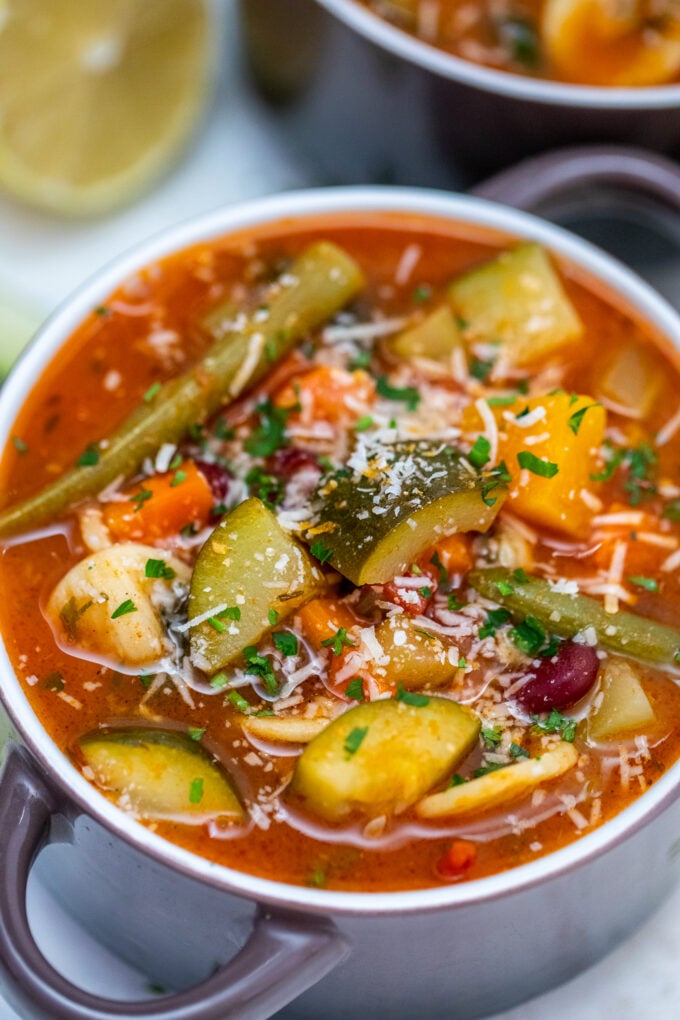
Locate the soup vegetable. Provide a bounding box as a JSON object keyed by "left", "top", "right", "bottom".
{"left": 2, "top": 214, "right": 680, "bottom": 894}
{"left": 359, "top": 1, "right": 680, "bottom": 86}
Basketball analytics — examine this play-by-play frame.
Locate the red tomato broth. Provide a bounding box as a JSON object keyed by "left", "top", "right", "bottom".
{"left": 1, "top": 213, "right": 680, "bottom": 892}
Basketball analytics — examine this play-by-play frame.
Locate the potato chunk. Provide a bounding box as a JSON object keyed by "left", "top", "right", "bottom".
{"left": 80, "top": 727, "right": 245, "bottom": 823}
{"left": 289, "top": 696, "right": 480, "bottom": 822}
{"left": 375, "top": 616, "right": 459, "bottom": 690}
{"left": 498, "top": 392, "right": 606, "bottom": 538}
{"left": 589, "top": 659, "right": 656, "bottom": 741}
{"left": 189, "top": 497, "right": 323, "bottom": 673}
{"left": 417, "top": 742, "right": 578, "bottom": 819}
{"left": 46, "top": 543, "right": 189, "bottom": 666}
{"left": 388, "top": 306, "right": 463, "bottom": 363}
{"left": 448, "top": 243, "right": 583, "bottom": 368}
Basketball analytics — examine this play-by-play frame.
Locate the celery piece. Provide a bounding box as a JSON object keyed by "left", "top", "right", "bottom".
{"left": 469, "top": 567, "right": 680, "bottom": 664}
{"left": 0, "top": 242, "right": 364, "bottom": 538}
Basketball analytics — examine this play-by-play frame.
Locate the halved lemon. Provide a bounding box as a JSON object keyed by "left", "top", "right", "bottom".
{"left": 0, "top": 0, "right": 213, "bottom": 216}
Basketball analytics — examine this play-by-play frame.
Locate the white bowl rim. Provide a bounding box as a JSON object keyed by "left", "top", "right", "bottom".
{"left": 316, "top": 0, "right": 680, "bottom": 109}
{"left": 2, "top": 184, "right": 680, "bottom": 918}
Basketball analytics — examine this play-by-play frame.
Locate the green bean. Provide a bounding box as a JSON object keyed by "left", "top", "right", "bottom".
{"left": 469, "top": 567, "right": 680, "bottom": 665}
{"left": 0, "top": 242, "right": 364, "bottom": 539}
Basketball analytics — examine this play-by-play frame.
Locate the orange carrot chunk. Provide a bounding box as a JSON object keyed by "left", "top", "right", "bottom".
{"left": 104, "top": 460, "right": 214, "bottom": 542}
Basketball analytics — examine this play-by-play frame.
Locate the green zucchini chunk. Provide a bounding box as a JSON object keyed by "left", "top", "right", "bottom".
{"left": 289, "top": 696, "right": 480, "bottom": 822}
{"left": 79, "top": 727, "right": 245, "bottom": 823}
{"left": 189, "top": 497, "right": 323, "bottom": 673}
{"left": 312, "top": 440, "right": 505, "bottom": 585}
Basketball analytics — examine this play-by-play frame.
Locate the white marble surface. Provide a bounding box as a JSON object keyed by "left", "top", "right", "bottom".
{"left": 1, "top": 4, "right": 680, "bottom": 1018}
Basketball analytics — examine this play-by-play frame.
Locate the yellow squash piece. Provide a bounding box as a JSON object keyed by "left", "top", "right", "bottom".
{"left": 80, "top": 727, "right": 245, "bottom": 823}
{"left": 189, "top": 498, "right": 323, "bottom": 673}
{"left": 589, "top": 659, "right": 656, "bottom": 741}
{"left": 498, "top": 392, "right": 606, "bottom": 538}
{"left": 289, "top": 696, "right": 480, "bottom": 822}
{"left": 242, "top": 715, "right": 329, "bottom": 744}
{"left": 375, "top": 616, "right": 459, "bottom": 690}
{"left": 417, "top": 742, "right": 578, "bottom": 819}
{"left": 312, "top": 440, "right": 506, "bottom": 585}
{"left": 543, "top": 0, "right": 680, "bottom": 86}
{"left": 597, "top": 342, "right": 664, "bottom": 418}
{"left": 448, "top": 243, "right": 583, "bottom": 368}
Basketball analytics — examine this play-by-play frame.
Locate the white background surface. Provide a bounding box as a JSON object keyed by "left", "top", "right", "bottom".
{"left": 1, "top": 4, "right": 680, "bottom": 1018}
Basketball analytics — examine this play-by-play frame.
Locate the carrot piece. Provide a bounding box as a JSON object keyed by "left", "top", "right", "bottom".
{"left": 274, "top": 367, "right": 375, "bottom": 423}
{"left": 297, "top": 597, "right": 357, "bottom": 651}
{"left": 103, "top": 461, "right": 214, "bottom": 542}
{"left": 427, "top": 533, "right": 473, "bottom": 577}
{"left": 436, "top": 839, "right": 477, "bottom": 879}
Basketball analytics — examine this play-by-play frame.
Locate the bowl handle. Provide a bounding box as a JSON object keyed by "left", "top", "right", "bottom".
{"left": 471, "top": 144, "right": 680, "bottom": 212}
{"left": 0, "top": 744, "right": 350, "bottom": 1020}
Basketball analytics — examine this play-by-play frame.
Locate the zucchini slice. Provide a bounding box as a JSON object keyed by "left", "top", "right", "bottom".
{"left": 189, "top": 497, "right": 324, "bottom": 673}
{"left": 289, "top": 696, "right": 480, "bottom": 822}
{"left": 80, "top": 727, "right": 245, "bottom": 823}
{"left": 311, "top": 440, "right": 505, "bottom": 585}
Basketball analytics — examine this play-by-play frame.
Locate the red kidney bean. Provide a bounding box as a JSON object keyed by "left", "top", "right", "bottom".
{"left": 513, "top": 641, "right": 600, "bottom": 714}
{"left": 268, "top": 447, "right": 321, "bottom": 478}
{"left": 195, "top": 460, "right": 232, "bottom": 503}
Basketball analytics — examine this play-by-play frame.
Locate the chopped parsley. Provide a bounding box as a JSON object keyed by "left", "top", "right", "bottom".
{"left": 531, "top": 709, "right": 577, "bottom": 743}
{"left": 468, "top": 435, "right": 491, "bottom": 469}
{"left": 349, "top": 349, "right": 371, "bottom": 370}
{"left": 207, "top": 616, "right": 227, "bottom": 633}
{"left": 418, "top": 586, "right": 432, "bottom": 599}
{"left": 273, "top": 631, "right": 298, "bottom": 656}
{"left": 495, "top": 579, "right": 515, "bottom": 597}
{"left": 245, "top": 466, "right": 284, "bottom": 509}
{"left": 76, "top": 443, "right": 100, "bottom": 467}
{"left": 321, "top": 627, "right": 355, "bottom": 656}
{"left": 170, "top": 469, "right": 187, "bottom": 487}
{"left": 227, "top": 690, "right": 251, "bottom": 713}
{"left": 11, "top": 436, "right": 28, "bottom": 454}
{"left": 59, "top": 596, "right": 92, "bottom": 640}
{"left": 242, "top": 645, "right": 278, "bottom": 694}
{"left": 268, "top": 608, "right": 279, "bottom": 626}
{"left": 457, "top": 656, "right": 467, "bottom": 668}
{"left": 479, "top": 608, "right": 511, "bottom": 639}
{"left": 355, "top": 415, "right": 374, "bottom": 432}
{"left": 94, "top": 305, "right": 110, "bottom": 317}
{"left": 568, "top": 403, "right": 599, "bottom": 435}
{"left": 517, "top": 451, "right": 559, "bottom": 478}
{"left": 343, "top": 726, "right": 368, "bottom": 757}
{"left": 663, "top": 500, "right": 680, "bottom": 522}
{"left": 412, "top": 283, "right": 432, "bottom": 304}
{"left": 447, "top": 593, "right": 466, "bottom": 611}
{"left": 499, "top": 15, "right": 541, "bottom": 66}
{"left": 310, "top": 541, "right": 333, "bottom": 564}
{"left": 244, "top": 399, "right": 291, "bottom": 457}
{"left": 345, "top": 677, "right": 365, "bottom": 701}
{"left": 111, "top": 599, "right": 137, "bottom": 619}
{"left": 450, "top": 773, "right": 466, "bottom": 787}
{"left": 188, "top": 727, "right": 205, "bottom": 742}
{"left": 130, "top": 488, "right": 153, "bottom": 512}
{"left": 473, "top": 762, "right": 507, "bottom": 778}
{"left": 430, "top": 551, "right": 447, "bottom": 585}
{"left": 214, "top": 417, "right": 235, "bottom": 441}
{"left": 376, "top": 376, "right": 421, "bottom": 411}
{"left": 145, "top": 558, "right": 176, "bottom": 580}
{"left": 510, "top": 615, "right": 547, "bottom": 657}
{"left": 143, "top": 381, "right": 161, "bottom": 402}
{"left": 210, "top": 672, "right": 229, "bottom": 691}
{"left": 396, "top": 685, "right": 430, "bottom": 707}
{"left": 487, "top": 394, "right": 518, "bottom": 407}
{"left": 628, "top": 576, "right": 659, "bottom": 592}
{"left": 42, "top": 671, "right": 65, "bottom": 692}
{"left": 481, "top": 726, "right": 502, "bottom": 749}
{"left": 510, "top": 742, "right": 530, "bottom": 759}
{"left": 591, "top": 441, "right": 657, "bottom": 506}
{"left": 189, "top": 778, "right": 204, "bottom": 805}
{"left": 469, "top": 357, "right": 494, "bottom": 382}
{"left": 512, "top": 567, "right": 529, "bottom": 584}
{"left": 221, "top": 606, "right": 241, "bottom": 621}
{"left": 138, "top": 674, "right": 154, "bottom": 689}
